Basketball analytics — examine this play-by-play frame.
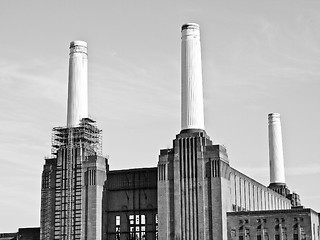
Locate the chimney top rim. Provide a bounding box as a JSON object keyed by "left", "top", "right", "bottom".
{"left": 268, "top": 112, "right": 280, "bottom": 118}
{"left": 70, "top": 40, "right": 87, "bottom": 48}
{"left": 182, "top": 23, "right": 200, "bottom": 31}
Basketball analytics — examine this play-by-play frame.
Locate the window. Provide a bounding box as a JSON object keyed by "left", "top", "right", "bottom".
{"left": 301, "top": 227, "right": 306, "bottom": 240}
{"left": 293, "top": 224, "right": 299, "bottom": 240}
{"left": 116, "top": 215, "right": 121, "bottom": 226}
{"left": 155, "top": 214, "right": 158, "bottom": 240}
{"left": 129, "top": 215, "right": 134, "bottom": 238}
{"left": 239, "top": 226, "right": 244, "bottom": 240}
{"left": 129, "top": 214, "right": 146, "bottom": 240}
{"left": 263, "top": 228, "right": 269, "bottom": 240}
{"left": 231, "top": 229, "right": 236, "bottom": 237}
{"left": 282, "top": 227, "right": 287, "bottom": 240}
{"left": 274, "top": 225, "right": 280, "bottom": 240}
{"left": 115, "top": 215, "right": 120, "bottom": 240}
{"left": 239, "top": 226, "right": 249, "bottom": 240}
{"left": 256, "top": 225, "right": 261, "bottom": 240}
{"left": 245, "top": 229, "right": 250, "bottom": 240}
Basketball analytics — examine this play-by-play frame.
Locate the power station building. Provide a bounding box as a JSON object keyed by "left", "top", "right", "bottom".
{"left": 37, "top": 23, "right": 320, "bottom": 240}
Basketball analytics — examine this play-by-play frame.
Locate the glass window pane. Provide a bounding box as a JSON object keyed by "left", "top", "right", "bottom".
{"left": 141, "top": 215, "right": 146, "bottom": 225}
{"left": 116, "top": 215, "right": 120, "bottom": 226}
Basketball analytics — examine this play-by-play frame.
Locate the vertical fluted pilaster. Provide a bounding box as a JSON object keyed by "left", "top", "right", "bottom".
{"left": 67, "top": 41, "right": 88, "bottom": 127}
{"left": 268, "top": 113, "right": 286, "bottom": 184}
{"left": 181, "top": 23, "right": 205, "bottom": 131}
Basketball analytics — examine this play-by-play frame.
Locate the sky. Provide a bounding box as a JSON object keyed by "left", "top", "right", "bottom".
{"left": 0, "top": 0, "right": 319, "bottom": 232}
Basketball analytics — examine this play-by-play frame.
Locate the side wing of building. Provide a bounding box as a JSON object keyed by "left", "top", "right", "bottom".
{"left": 230, "top": 167, "right": 291, "bottom": 212}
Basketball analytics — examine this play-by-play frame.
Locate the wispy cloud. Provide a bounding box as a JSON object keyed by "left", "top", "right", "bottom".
{"left": 88, "top": 52, "right": 179, "bottom": 122}
{"left": 0, "top": 57, "right": 66, "bottom": 106}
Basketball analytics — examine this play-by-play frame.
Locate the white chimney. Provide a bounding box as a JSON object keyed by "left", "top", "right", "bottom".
{"left": 268, "top": 113, "right": 286, "bottom": 184}
{"left": 67, "top": 40, "right": 88, "bottom": 127}
{"left": 181, "top": 23, "right": 205, "bottom": 131}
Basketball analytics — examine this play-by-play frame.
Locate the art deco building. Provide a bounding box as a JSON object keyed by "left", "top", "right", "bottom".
{"left": 39, "top": 24, "right": 319, "bottom": 240}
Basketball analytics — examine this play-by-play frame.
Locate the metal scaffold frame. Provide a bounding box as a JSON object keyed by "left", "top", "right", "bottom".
{"left": 66, "top": 127, "right": 74, "bottom": 240}
{"left": 51, "top": 117, "right": 102, "bottom": 158}
{"left": 50, "top": 117, "right": 102, "bottom": 240}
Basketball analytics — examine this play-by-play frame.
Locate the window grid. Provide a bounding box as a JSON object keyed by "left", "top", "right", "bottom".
{"left": 155, "top": 214, "right": 158, "bottom": 240}
{"left": 115, "top": 215, "right": 120, "bottom": 240}
{"left": 129, "top": 214, "right": 146, "bottom": 240}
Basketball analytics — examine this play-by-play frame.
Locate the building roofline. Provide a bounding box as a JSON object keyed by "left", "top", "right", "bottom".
{"left": 227, "top": 208, "right": 318, "bottom": 216}
{"left": 109, "top": 166, "right": 157, "bottom": 174}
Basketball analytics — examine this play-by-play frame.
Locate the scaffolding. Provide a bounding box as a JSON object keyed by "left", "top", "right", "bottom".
{"left": 49, "top": 117, "right": 102, "bottom": 240}
{"left": 51, "top": 117, "right": 102, "bottom": 158}
{"left": 66, "top": 127, "right": 74, "bottom": 240}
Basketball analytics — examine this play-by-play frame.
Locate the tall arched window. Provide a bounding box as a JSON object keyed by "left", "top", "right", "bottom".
{"left": 239, "top": 226, "right": 250, "bottom": 240}
{"left": 300, "top": 227, "right": 306, "bottom": 240}
{"left": 293, "top": 223, "right": 299, "bottom": 240}
{"left": 275, "top": 224, "right": 280, "bottom": 240}
{"left": 282, "top": 227, "right": 287, "bottom": 240}
{"left": 256, "top": 225, "right": 262, "bottom": 240}
{"left": 239, "top": 226, "right": 244, "bottom": 240}
{"left": 263, "top": 227, "right": 269, "bottom": 240}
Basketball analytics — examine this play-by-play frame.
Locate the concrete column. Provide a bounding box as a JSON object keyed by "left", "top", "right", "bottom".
{"left": 181, "top": 23, "right": 205, "bottom": 131}
{"left": 82, "top": 156, "right": 107, "bottom": 240}
{"left": 67, "top": 40, "right": 88, "bottom": 127}
{"left": 268, "top": 113, "right": 285, "bottom": 184}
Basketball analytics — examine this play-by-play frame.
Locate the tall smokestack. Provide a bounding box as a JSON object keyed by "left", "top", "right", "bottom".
{"left": 181, "top": 23, "right": 205, "bottom": 131}
{"left": 67, "top": 40, "right": 88, "bottom": 127}
{"left": 268, "top": 113, "right": 286, "bottom": 184}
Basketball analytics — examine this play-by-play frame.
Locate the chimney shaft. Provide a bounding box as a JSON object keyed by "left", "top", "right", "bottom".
{"left": 268, "top": 113, "right": 286, "bottom": 184}
{"left": 67, "top": 41, "right": 88, "bottom": 127}
{"left": 181, "top": 23, "right": 205, "bottom": 131}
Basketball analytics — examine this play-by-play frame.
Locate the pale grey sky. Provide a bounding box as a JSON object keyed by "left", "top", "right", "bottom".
{"left": 0, "top": 0, "right": 319, "bottom": 232}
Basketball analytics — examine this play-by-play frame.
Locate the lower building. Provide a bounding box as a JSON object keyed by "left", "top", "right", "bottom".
{"left": 0, "top": 228, "right": 40, "bottom": 240}
{"left": 228, "top": 208, "right": 320, "bottom": 240}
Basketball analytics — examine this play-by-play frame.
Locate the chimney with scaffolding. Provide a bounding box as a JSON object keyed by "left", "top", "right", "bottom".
{"left": 40, "top": 41, "right": 108, "bottom": 240}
